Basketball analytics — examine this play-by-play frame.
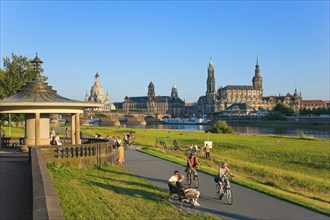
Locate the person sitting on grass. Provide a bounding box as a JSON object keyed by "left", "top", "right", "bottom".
{"left": 176, "top": 174, "right": 201, "bottom": 207}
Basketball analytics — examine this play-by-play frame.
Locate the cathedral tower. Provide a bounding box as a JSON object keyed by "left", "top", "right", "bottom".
{"left": 171, "top": 85, "right": 178, "bottom": 99}
{"left": 148, "top": 81, "right": 155, "bottom": 101}
{"left": 206, "top": 57, "right": 216, "bottom": 104}
{"left": 207, "top": 57, "right": 215, "bottom": 94}
{"left": 252, "top": 56, "right": 263, "bottom": 89}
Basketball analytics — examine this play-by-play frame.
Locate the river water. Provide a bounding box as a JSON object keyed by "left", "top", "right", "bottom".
{"left": 119, "top": 122, "right": 330, "bottom": 139}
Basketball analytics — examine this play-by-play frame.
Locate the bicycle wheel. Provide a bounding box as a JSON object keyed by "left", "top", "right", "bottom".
{"left": 186, "top": 173, "right": 192, "bottom": 185}
{"left": 216, "top": 184, "right": 221, "bottom": 199}
{"left": 225, "top": 188, "right": 233, "bottom": 205}
{"left": 192, "top": 175, "right": 199, "bottom": 188}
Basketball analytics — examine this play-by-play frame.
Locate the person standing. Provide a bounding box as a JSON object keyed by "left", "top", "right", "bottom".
{"left": 205, "top": 143, "right": 211, "bottom": 159}
{"left": 117, "top": 142, "right": 125, "bottom": 165}
{"left": 65, "top": 127, "right": 69, "bottom": 138}
{"left": 51, "top": 128, "right": 56, "bottom": 139}
{"left": 112, "top": 136, "right": 117, "bottom": 149}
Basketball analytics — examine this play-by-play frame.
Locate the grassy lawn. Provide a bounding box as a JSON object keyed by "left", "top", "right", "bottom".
{"left": 1, "top": 125, "right": 25, "bottom": 137}
{"left": 48, "top": 163, "right": 220, "bottom": 220}
{"left": 79, "top": 126, "right": 329, "bottom": 215}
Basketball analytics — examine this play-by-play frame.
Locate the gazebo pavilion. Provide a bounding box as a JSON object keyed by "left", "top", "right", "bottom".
{"left": 0, "top": 54, "right": 102, "bottom": 149}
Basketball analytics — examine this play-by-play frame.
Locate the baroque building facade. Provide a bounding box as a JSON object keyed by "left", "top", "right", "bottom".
{"left": 197, "top": 57, "right": 302, "bottom": 116}
{"left": 123, "top": 82, "right": 185, "bottom": 117}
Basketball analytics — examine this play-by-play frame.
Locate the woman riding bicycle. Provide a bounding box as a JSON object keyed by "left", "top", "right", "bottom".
{"left": 186, "top": 153, "right": 200, "bottom": 180}
{"left": 216, "top": 162, "right": 234, "bottom": 186}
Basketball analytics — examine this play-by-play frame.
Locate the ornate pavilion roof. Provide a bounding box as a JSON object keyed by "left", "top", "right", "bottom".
{"left": 0, "top": 54, "right": 102, "bottom": 113}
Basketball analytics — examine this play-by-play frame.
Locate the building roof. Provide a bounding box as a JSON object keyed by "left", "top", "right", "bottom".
{"left": 301, "top": 100, "right": 326, "bottom": 105}
{"left": 125, "top": 95, "right": 184, "bottom": 103}
{"left": 125, "top": 96, "right": 148, "bottom": 102}
{"left": 222, "top": 85, "right": 255, "bottom": 90}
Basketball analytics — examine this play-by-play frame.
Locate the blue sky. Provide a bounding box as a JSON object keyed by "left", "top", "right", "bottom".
{"left": 1, "top": 1, "right": 329, "bottom": 103}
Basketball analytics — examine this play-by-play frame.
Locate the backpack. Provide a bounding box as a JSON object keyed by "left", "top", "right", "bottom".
{"left": 50, "top": 137, "right": 56, "bottom": 145}
{"left": 214, "top": 174, "right": 220, "bottom": 183}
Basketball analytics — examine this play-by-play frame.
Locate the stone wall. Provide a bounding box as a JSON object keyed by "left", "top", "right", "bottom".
{"left": 31, "top": 147, "right": 64, "bottom": 220}
{"left": 41, "top": 142, "right": 114, "bottom": 168}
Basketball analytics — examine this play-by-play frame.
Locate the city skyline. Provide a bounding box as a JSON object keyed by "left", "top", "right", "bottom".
{"left": 1, "top": 1, "right": 329, "bottom": 103}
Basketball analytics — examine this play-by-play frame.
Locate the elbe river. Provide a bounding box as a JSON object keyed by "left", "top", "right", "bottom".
{"left": 119, "top": 122, "right": 330, "bottom": 139}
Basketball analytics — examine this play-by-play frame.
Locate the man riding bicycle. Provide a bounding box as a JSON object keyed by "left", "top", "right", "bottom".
{"left": 186, "top": 152, "right": 200, "bottom": 180}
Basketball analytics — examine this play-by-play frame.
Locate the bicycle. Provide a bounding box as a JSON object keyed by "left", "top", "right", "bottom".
{"left": 186, "top": 167, "right": 199, "bottom": 189}
{"left": 216, "top": 177, "right": 233, "bottom": 205}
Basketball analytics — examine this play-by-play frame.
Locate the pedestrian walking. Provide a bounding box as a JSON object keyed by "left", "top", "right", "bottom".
{"left": 117, "top": 143, "right": 125, "bottom": 165}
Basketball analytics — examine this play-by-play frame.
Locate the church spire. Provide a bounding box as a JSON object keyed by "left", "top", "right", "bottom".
{"left": 209, "top": 56, "right": 213, "bottom": 67}
{"left": 85, "top": 90, "right": 89, "bottom": 102}
{"left": 105, "top": 90, "right": 110, "bottom": 103}
{"left": 256, "top": 55, "right": 259, "bottom": 68}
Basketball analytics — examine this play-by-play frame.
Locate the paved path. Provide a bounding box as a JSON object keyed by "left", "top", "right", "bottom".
{"left": 122, "top": 148, "right": 328, "bottom": 220}
{"left": 0, "top": 148, "right": 32, "bottom": 220}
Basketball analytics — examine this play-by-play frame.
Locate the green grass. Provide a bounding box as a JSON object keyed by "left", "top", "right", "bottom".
{"left": 48, "top": 163, "right": 220, "bottom": 220}
{"left": 1, "top": 125, "right": 25, "bottom": 137}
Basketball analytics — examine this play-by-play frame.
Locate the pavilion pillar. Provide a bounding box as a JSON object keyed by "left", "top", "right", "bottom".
{"left": 35, "top": 112, "right": 40, "bottom": 145}
{"left": 71, "top": 113, "right": 76, "bottom": 145}
{"left": 75, "top": 113, "right": 80, "bottom": 144}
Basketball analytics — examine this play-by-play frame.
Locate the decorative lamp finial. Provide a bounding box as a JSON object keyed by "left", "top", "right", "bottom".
{"left": 30, "top": 52, "right": 43, "bottom": 78}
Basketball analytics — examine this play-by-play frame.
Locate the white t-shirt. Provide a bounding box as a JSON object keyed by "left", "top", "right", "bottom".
{"left": 168, "top": 175, "right": 178, "bottom": 183}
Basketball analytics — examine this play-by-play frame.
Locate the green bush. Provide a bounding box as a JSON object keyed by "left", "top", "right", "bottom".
{"left": 208, "top": 120, "right": 233, "bottom": 134}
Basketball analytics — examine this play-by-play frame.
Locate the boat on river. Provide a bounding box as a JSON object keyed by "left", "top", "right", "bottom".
{"left": 89, "top": 117, "right": 101, "bottom": 125}
{"left": 162, "top": 117, "right": 210, "bottom": 125}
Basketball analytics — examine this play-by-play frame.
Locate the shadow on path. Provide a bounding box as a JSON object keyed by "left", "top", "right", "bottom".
{"left": 0, "top": 148, "right": 32, "bottom": 220}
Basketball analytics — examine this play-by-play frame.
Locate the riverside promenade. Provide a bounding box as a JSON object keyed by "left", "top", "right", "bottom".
{"left": 0, "top": 148, "right": 32, "bottom": 220}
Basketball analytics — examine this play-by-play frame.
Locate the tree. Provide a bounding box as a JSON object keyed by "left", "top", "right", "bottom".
{"left": 272, "top": 102, "right": 294, "bottom": 116}
{"left": 299, "top": 107, "right": 311, "bottom": 116}
{"left": 208, "top": 120, "right": 233, "bottom": 134}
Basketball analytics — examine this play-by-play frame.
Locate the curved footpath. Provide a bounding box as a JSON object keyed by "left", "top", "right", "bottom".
{"left": 122, "top": 148, "right": 328, "bottom": 220}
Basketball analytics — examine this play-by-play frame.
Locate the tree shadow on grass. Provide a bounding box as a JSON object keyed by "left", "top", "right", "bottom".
{"left": 85, "top": 180, "right": 163, "bottom": 202}
{"left": 86, "top": 174, "right": 160, "bottom": 191}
